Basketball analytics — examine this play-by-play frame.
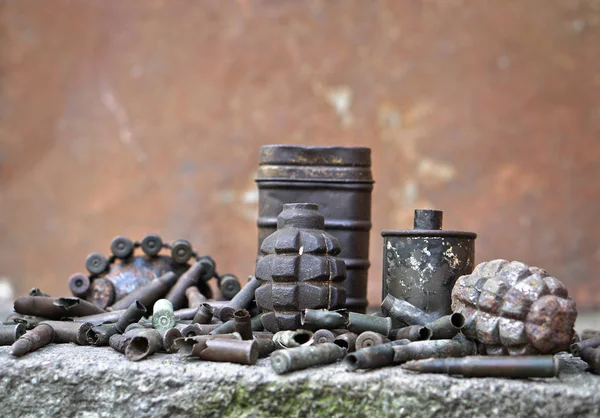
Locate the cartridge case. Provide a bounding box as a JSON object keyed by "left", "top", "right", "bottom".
{"left": 152, "top": 299, "right": 176, "bottom": 332}
{"left": 41, "top": 321, "right": 92, "bottom": 345}
{"left": 355, "top": 331, "right": 390, "bottom": 350}
{"left": 87, "top": 324, "right": 118, "bottom": 346}
{"left": 580, "top": 347, "right": 600, "bottom": 373}
{"left": 580, "top": 329, "right": 600, "bottom": 341}
{"left": 401, "top": 356, "right": 560, "bottom": 378}
{"left": 109, "top": 272, "right": 178, "bottom": 311}
{"left": 210, "top": 314, "right": 263, "bottom": 336}
{"left": 165, "top": 258, "right": 214, "bottom": 310}
{"left": 0, "top": 323, "right": 26, "bottom": 346}
{"left": 13, "top": 296, "right": 89, "bottom": 320}
{"left": 273, "top": 329, "right": 314, "bottom": 349}
{"left": 185, "top": 286, "right": 207, "bottom": 309}
{"left": 234, "top": 309, "right": 253, "bottom": 340}
{"left": 254, "top": 337, "right": 276, "bottom": 358}
{"left": 312, "top": 329, "right": 338, "bottom": 344}
{"left": 426, "top": 313, "right": 465, "bottom": 340}
{"left": 163, "top": 328, "right": 183, "bottom": 353}
{"left": 217, "top": 276, "right": 261, "bottom": 321}
{"left": 125, "top": 328, "right": 163, "bottom": 361}
{"left": 344, "top": 339, "right": 411, "bottom": 371}
{"left": 389, "top": 325, "right": 432, "bottom": 342}
{"left": 54, "top": 297, "right": 107, "bottom": 316}
{"left": 5, "top": 313, "right": 45, "bottom": 330}
{"left": 29, "top": 288, "right": 50, "bottom": 297}
{"left": 115, "top": 301, "right": 147, "bottom": 333}
{"left": 571, "top": 336, "right": 600, "bottom": 357}
{"left": 333, "top": 332, "right": 358, "bottom": 352}
{"left": 72, "top": 310, "right": 125, "bottom": 326}
{"left": 256, "top": 145, "right": 373, "bottom": 313}
{"left": 271, "top": 343, "right": 346, "bottom": 374}
{"left": 392, "top": 336, "right": 477, "bottom": 365}
{"left": 380, "top": 294, "right": 434, "bottom": 328}
{"left": 301, "top": 309, "right": 349, "bottom": 330}
{"left": 192, "top": 303, "right": 214, "bottom": 324}
{"left": 109, "top": 333, "right": 129, "bottom": 354}
{"left": 181, "top": 323, "right": 221, "bottom": 337}
{"left": 176, "top": 333, "right": 242, "bottom": 357}
{"left": 10, "top": 323, "right": 55, "bottom": 357}
{"left": 173, "top": 301, "right": 229, "bottom": 320}
{"left": 347, "top": 312, "right": 392, "bottom": 336}
{"left": 68, "top": 273, "right": 91, "bottom": 298}
{"left": 197, "top": 338, "right": 258, "bottom": 365}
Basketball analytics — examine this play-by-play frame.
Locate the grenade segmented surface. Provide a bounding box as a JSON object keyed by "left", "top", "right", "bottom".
{"left": 451, "top": 259, "right": 577, "bottom": 355}
{"left": 255, "top": 203, "right": 347, "bottom": 333}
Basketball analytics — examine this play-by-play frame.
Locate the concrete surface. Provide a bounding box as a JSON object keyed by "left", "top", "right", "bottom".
{"left": 0, "top": 344, "right": 598, "bottom": 418}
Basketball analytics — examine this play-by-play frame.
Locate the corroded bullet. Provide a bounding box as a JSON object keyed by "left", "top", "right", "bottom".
{"left": 197, "top": 338, "right": 258, "bottom": 365}
{"left": 347, "top": 312, "right": 392, "bottom": 336}
{"left": 185, "top": 286, "right": 207, "bottom": 309}
{"left": 165, "top": 258, "right": 215, "bottom": 310}
{"left": 41, "top": 321, "right": 92, "bottom": 345}
{"left": 152, "top": 299, "right": 176, "bottom": 332}
{"left": 271, "top": 343, "right": 346, "bottom": 374}
{"left": 181, "top": 323, "right": 221, "bottom": 337}
{"left": 29, "top": 288, "right": 50, "bottom": 297}
{"left": 333, "top": 332, "right": 358, "bottom": 352}
{"left": 571, "top": 336, "right": 600, "bottom": 357}
{"left": 301, "top": 309, "right": 349, "bottom": 330}
{"left": 68, "top": 273, "right": 91, "bottom": 298}
{"left": 14, "top": 296, "right": 103, "bottom": 320}
{"left": 175, "top": 333, "right": 242, "bottom": 357}
{"left": 402, "top": 356, "right": 560, "bottom": 378}
{"left": 192, "top": 303, "right": 214, "bottom": 324}
{"left": 312, "top": 329, "right": 339, "bottom": 345}
{"left": 234, "top": 309, "right": 253, "bottom": 340}
{"left": 425, "top": 313, "right": 465, "bottom": 340}
{"left": 580, "top": 347, "right": 600, "bottom": 373}
{"left": 73, "top": 310, "right": 126, "bottom": 326}
{"left": 110, "top": 272, "right": 178, "bottom": 311}
{"left": 125, "top": 328, "right": 163, "bottom": 361}
{"left": 115, "top": 301, "right": 147, "bottom": 333}
{"left": 210, "top": 314, "right": 263, "bottom": 336}
{"left": 0, "top": 323, "right": 26, "bottom": 346}
{"left": 355, "top": 331, "right": 390, "bottom": 350}
{"left": 389, "top": 325, "right": 432, "bottom": 342}
{"left": 216, "top": 276, "right": 261, "bottom": 321}
{"left": 273, "top": 329, "right": 314, "bottom": 349}
{"left": 344, "top": 339, "right": 411, "bottom": 371}
{"left": 392, "top": 335, "right": 477, "bottom": 365}
{"left": 10, "top": 323, "right": 55, "bottom": 357}
{"left": 381, "top": 294, "right": 433, "bottom": 327}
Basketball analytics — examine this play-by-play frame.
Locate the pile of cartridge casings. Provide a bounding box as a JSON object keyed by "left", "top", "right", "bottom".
{"left": 1, "top": 145, "right": 594, "bottom": 380}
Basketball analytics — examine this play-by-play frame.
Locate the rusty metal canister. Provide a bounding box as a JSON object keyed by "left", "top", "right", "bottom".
{"left": 256, "top": 145, "right": 373, "bottom": 313}
{"left": 381, "top": 209, "right": 476, "bottom": 321}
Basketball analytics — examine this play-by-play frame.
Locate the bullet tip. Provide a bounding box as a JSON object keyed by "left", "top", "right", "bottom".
{"left": 10, "top": 339, "right": 31, "bottom": 357}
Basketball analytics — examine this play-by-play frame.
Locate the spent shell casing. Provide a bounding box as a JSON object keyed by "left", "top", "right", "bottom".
{"left": 152, "top": 299, "right": 176, "bottom": 332}
{"left": 312, "top": 329, "right": 338, "bottom": 345}
{"left": 185, "top": 286, "right": 207, "bottom": 309}
{"left": 333, "top": 332, "right": 358, "bottom": 352}
{"left": 13, "top": 296, "right": 74, "bottom": 320}
{"left": 68, "top": 273, "right": 91, "bottom": 298}
{"left": 425, "top": 313, "right": 465, "bottom": 340}
{"left": 176, "top": 333, "right": 242, "bottom": 357}
{"left": 273, "top": 329, "right": 314, "bottom": 349}
{"left": 5, "top": 313, "right": 46, "bottom": 330}
{"left": 401, "top": 356, "right": 560, "bottom": 378}
{"left": 29, "top": 288, "right": 50, "bottom": 297}
{"left": 0, "top": 323, "right": 26, "bottom": 346}
{"left": 192, "top": 303, "right": 214, "bottom": 324}
{"left": 580, "top": 347, "right": 600, "bottom": 373}
{"left": 392, "top": 336, "right": 477, "bottom": 364}
{"left": 173, "top": 301, "right": 229, "bottom": 320}
{"left": 210, "top": 314, "right": 263, "bottom": 335}
{"left": 10, "top": 323, "right": 55, "bottom": 357}
{"left": 197, "top": 338, "right": 258, "bottom": 365}
{"left": 115, "top": 301, "right": 147, "bottom": 333}
{"left": 355, "top": 331, "right": 390, "bottom": 350}
{"left": 165, "top": 259, "right": 213, "bottom": 310}
{"left": 87, "top": 324, "right": 118, "bottom": 346}
{"left": 301, "top": 309, "right": 349, "bottom": 330}
{"left": 162, "top": 328, "right": 183, "bottom": 353}
{"left": 347, "top": 312, "right": 392, "bottom": 336}
{"left": 53, "top": 297, "right": 106, "bottom": 316}
{"left": 234, "top": 309, "right": 253, "bottom": 340}
{"left": 73, "top": 310, "right": 126, "bottom": 326}
{"left": 110, "top": 272, "right": 178, "bottom": 311}
{"left": 217, "top": 276, "right": 261, "bottom": 321}
{"left": 254, "top": 337, "right": 275, "bottom": 358}
{"left": 344, "top": 339, "right": 411, "bottom": 371}
{"left": 381, "top": 294, "right": 434, "bottom": 327}
{"left": 271, "top": 343, "right": 346, "bottom": 374}
{"left": 124, "top": 321, "right": 153, "bottom": 333}
{"left": 181, "top": 323, "right": 220, "bottom": 337}
{"left": 125, "top": 328, "right": 163, "bottom": 361}
{"left": 109, "top": 333, "right": 129, "bottom": 354}
{"left": 389, "top": 325, "right": 432, "bottom": 342}
{"left": 41, "top": 320, "right": 92, "bottom": 345}
{"left": 571, "top": 336, "right": 600, "bottom": 357}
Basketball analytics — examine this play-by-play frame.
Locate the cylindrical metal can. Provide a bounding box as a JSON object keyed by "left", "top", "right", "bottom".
{"left": 381, "top": 209, "right": 476, "bottom": 321}
{"left": 256, "top": 145, "right": 373, "bottom": 313}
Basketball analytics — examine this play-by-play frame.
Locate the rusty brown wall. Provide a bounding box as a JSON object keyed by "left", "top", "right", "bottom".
{"left": 1, "top": 0, "right": 599, "bottom": 308}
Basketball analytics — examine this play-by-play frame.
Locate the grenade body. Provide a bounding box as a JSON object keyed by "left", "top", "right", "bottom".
{"left": 255, "top": 203, "right": 347, "bottom": 332}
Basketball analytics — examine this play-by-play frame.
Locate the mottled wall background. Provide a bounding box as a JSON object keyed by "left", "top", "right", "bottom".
{"left": 1, "top": 0, "right": 599, "bottom": 309}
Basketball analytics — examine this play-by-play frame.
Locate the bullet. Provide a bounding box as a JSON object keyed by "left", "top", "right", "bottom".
{"left": 197, "top": 338, "right": 258, "bottom": 365}
{"left": 216, "top": 276, "right": 261, "bottom": 321}
{"left": 301, "top": 309, "right": 349, "bottom": 330}
{"left": 73, "top": 310, "right": 126, "bottom": 326}
{"left": 29, "top": 288, "right": 50, "bottom": 297}
{"left": 425, "top": 313, "right": 465, "bottom": 340}
{"left": 192, "top": 303, "right": 214, "bottom": 324}
{"left": 271, "top": 343, "right": 346, "bottom": 374}
{"left": 185, "top": 286, "right": 207, "bottom": 309}
{"left": 115, "top": 301, "right": 147, "bottom": 333}
{"left": 175, "top": 333, "right": 242, "bottom": 357}
{"left": 152, "top": 299, "right": 176, "bottom": 332}
{"left": 389, "top": 325, "right": 432, "bottom": 342}
{"left": 580, "top": 347, "right": 600, "bottom": 373}
{"left": 125, "top": 328, "right": 163, "bottom": 361}
{"left": 344, "top": 340, "right": 411, "bottom": 371}
{"left": 0, "top": 323, "right": 26, "bottom": 346}
{"left": 392, "top": 335, "right": 477, "bottom": 365}
{"left": 10, "top": 323, "right": 55, "bottom": 357}
{"left": 218, "top": 274, "right": 241, "bottom": 301}
{"left": 41, "top": 321, "right": 92, "bottom": 345}
{"left": 234, "top": 309, "right": 253, "bottom": 340}
{"left": 401, "top": 356, "right": 560, "bottom": 378}
{"left": 210, "top": 314, "right": 263, "bottom": 336}
{"left": 273, "top": 329, "right": 314, "bottom": 349}
{"left": 110, "top": 272, "right": 178, "bottom": 311}
{"left": 333, "top": 332, "right": 358, "bottom": 352}
{"left": 162, "top": 328, "right": 183, "bottom": 353}
{"left": 347, "top": 312, "right": 393, "bottom": 336}
{"left": 312, "top": 329, "right": 338, "bottom": 344}
{"left": 68, "top": 273, "right": 91, "bottom": 298}
{"left": 181, "top": 323, "right": 221, "bottom": 337}
{"left": 381, "top": 294, "right": 434, "bottom": 327}
{"left": 571, "top": 336, "right": 600, "bottom": 357}
{"left": 165, "top": 258, "right": 215, "bottom": 310}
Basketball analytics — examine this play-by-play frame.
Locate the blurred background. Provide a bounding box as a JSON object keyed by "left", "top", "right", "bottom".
{"left": 1, "top": 0, "right": 599, "bottom": 316}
